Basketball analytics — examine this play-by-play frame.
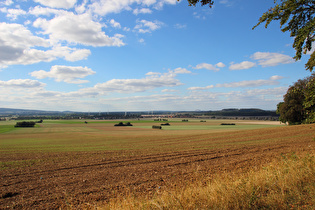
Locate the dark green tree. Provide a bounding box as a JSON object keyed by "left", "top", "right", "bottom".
{"left": 303, "top": 77, "right": 315, "bottom": 122}
{"left": 277, "top": 73, "right": 315, "bottom": 124}
{"left": 184, "top": 0, "right": 315, "bottom": 71}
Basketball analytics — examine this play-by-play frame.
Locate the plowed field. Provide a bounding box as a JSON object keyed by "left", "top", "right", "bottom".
{"left": 1, "top": 120, "right": 314, "bottom": 209}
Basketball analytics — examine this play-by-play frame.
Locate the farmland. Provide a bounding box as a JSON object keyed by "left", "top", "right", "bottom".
{"left": 0, "top": 119, "right": 314, "bottom": 209}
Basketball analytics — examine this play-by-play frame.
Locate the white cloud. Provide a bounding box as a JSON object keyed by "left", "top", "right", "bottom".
{"left": 251, "top": 52, "right": 295, "bottom": 67}
{"left": 174, "top": 23, "right": 187, "bottom": 29}
{"left": 89, "top": 0, "right": 177, "bottom": 16}
{"left": 0, "top": 79, "right": 45, "bottom": 89}
{"left": 110, "top": 19, "right": 121, "bottom": 29}
{"left": 34, "top": 0, "right": 77, "bottom": 9}
{"left": 138, "top": 38, "right": 145, "bottom": 43}
{"left": 75, "top": 0, "right": 88, "bottom": 14}
{"left": 216, "top": 76, "right": 283, "bottom": 88}
{"left": 193, "top": 62, "right": 225, "bottom": 71}
{"left": 1, "top": 0, "right": 13, "bottom": 6}
{"left": 29, "top": 6, "right": 66, "bottom": 16}
{"left": 86, "top": 72, "right": 183, "bottom": 94}
{"left": 0, "top": 8, "right": 27, "bottom": 20}
{"left": 33, "top": 12, "right": 125, "bottom": 47}
{"left": 229, "top": 61, "right": 256, "bottom": 70}
{"left": 154, "top": 0, "right": 178, "bottom": 9}
{"left": 162, "top": 89, "right": 178, "bottom": 92}
{"left": 0, "top": 22, "right": 48, "bottom": 68}
{"left": 216, "top": 62, "right": 226, "bottom": 68}
{"left": 134, "top": 19, "right": 164, "bottom": 33}
{"left": 146, "top": 72, "right": 161, "bottom": 76}
{"left": 133, "top": 8, "right": 152, "bottom": 15}
{"left": 270, "top": 75, "right": 284, "bottom": 80}
{"left": 188, "top": 85, "right": 214, "bottom": 91}
{"left": 30, "top": 65, "right": 96, "bottom": 84}
{"left": 172, "top": 67, "right": 191, "bottom": 74}
{"left": 0, "top": 22, "right": 91, "bottom": 68}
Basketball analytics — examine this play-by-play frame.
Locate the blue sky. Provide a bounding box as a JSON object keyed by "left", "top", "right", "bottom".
{"left": 0, "top": 0, "right": 313, "bottom": 112}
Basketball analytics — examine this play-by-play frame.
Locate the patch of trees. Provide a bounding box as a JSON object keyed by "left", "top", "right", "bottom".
{"left": 161, "top": 123, "right": 170, "bottom": 126}
{"left": 152, "top": 125, "right": 162, "bottom": 129}
{"left": 15, "top": 121, "right": 36, "bottom": 127}
{"left": 221, "top": 123, "right": 236, "bottom": 126}
{"left": 277, "top": 73, "right": 315, "bottom": 125}
{"left": 114, "top": 122, "right": 133, "bottom": 126}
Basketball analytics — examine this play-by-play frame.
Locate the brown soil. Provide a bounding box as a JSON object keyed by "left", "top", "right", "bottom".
{"left": 1, "top": 124, "right": 314, "bottom": 209}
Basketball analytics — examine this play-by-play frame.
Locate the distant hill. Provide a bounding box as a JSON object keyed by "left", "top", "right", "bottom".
{"left": 206, "top": 108, "right": 278, "bottom": 117}
{"left": 0, "top": 108, "right": 66, "bottom": 115}
{"left": 0, "top": 108, "right": 278, "bottom": 118}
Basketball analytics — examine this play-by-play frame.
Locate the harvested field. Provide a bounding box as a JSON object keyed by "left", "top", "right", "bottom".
{"left": 0, "top": 120, "right": 314, "bottom": 209}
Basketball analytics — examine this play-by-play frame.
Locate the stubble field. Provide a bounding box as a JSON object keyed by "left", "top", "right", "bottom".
{"left": 0, "top": 119, "right": 314, "bottom": 209}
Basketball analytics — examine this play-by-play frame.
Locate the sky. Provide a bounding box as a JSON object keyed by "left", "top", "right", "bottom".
{"left": 0, "top": 0, "right": 313, "bottom": 112}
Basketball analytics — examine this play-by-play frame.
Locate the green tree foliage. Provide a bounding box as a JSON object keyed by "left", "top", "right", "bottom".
{"left": 184, "top": 0, "right": 214, "bottom": 7}
{"left": 304, "top": 77, "right": 315, "bottom": 122}
{"left": 253, "top": 0, "right": 315, "bottom": 71}
{"left": 15, "top": 121, "right": 36, "bottom": 127}
{"left": 277, "top": 73, "right": 315, "bottom": 124}
{"left": 186, "top": 0, "right": 315, "bottom": 71}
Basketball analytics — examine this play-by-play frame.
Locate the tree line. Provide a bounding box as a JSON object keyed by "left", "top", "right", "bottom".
{"left": 277, "top": 73, "right": 315, "bottom": 125}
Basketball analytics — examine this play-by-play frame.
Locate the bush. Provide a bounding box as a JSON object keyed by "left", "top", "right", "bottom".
{"left": 114, "top": 122, "right": 133, "bottom": 126}
{"left": 221, "top": 123, "right": 235, "bottom": 125}
{"left": 152, "top": 125, "right": 162, "bottom": 129}
{"left": 161, "top": 123, "right": 170, "bottom": 126}
{"left": 15, "top": 121, "right": 36, "bottom": 127}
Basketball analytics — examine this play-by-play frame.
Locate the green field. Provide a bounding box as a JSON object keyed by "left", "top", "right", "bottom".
{"left": 0, "top": 119, "right": 283, "bottom": 153}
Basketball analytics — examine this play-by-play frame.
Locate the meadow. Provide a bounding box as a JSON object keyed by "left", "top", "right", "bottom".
{"left": 0, "top": 119, "right": 314, "bottom": 209}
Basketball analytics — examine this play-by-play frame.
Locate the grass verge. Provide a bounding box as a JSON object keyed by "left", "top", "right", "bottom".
{"left": 0, "top": 125, "right": 16, "bottom": 134}
{"left": 104, "top": 153, "right": 315, "bottom": 209}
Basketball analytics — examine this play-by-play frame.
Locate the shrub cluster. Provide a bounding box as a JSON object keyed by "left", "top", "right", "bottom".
{"left": 161, "top": 123, "right": 170, "bottom": 126}
{"left": 152, "top": 125, "right": 162, "bottom": 129}
{"left": 15, "top": 121, "right": 36, "bottom": 127}
{"left": 114, "top": 122, "right": 133, "bottom": 126}
{"left": 221, "top": 123, "right": 236, "bottom": 125}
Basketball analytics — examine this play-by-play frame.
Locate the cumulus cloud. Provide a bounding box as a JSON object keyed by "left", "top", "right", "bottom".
{"left": 1, "top": 0, "right": 13, "bottom": 6}
{"left": 0, "top": 8, "right": 27, "bottom": 20}
{"left": 30, "top": 65, "right": 96, "bottom": 84}
{"left": 110, "top": 19, "right": 121, "bottom": 28}
{"left": 133, "top": 8, "right": 152, "bottom": 15}
{"left": 33, "top": 12, "right": 125, "bottom": 47}
{"left": 251, "top": 52, "right": 295, "bottom": 67}
{"left": 86, "top": 72, "right": 183, "bottom": 94}
{"left": 134, "top": 19, "right": 164, "bottom": 33}
{"left": 34, "top": 0, "right": 77, "bottom": 9}
{"left": 229, "top": 61, "right": 256, "bottom": 70}
{"left": 0, "top": 22, "right": 91, "bottom": 68}
{"left": 29, "top": 6, "right": 66, "bottom": 16}
{"left": 0, "top": 22, "right": 48, "bottom": 67}
{"left": 193, "top": 62, "right": 225, "bottom": 71}
{"left": 0, "top": 79, "right": 45, "bottom": 88}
